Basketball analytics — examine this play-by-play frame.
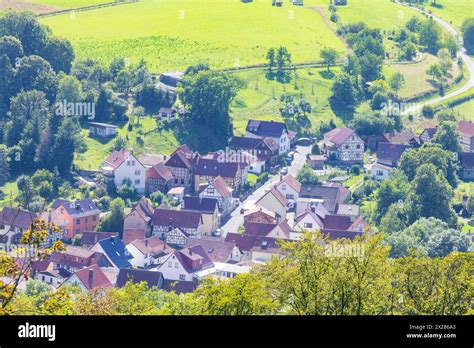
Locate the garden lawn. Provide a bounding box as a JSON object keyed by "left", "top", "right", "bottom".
{"left": 41, "top": 0, "right": 346, "bottom": 72}
{"left": 451, "top": 98, "right": 474, "bottom": 121}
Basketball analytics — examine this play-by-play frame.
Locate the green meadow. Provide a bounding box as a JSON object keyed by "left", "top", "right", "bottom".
{"left": 423, "top": 0, "right": 473, "bottom": 30}
{"left": 41, "top": 0, "right": 346, "bottom": 71}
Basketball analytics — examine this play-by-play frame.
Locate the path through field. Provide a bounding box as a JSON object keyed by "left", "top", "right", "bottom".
{"left": 0, "top": 0, "right": 59, "bottom": 14}
{"left": 396, "top": 1, "right": 474, "bottom": 114}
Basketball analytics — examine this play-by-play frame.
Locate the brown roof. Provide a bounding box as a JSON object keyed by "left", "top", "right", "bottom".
{"left": 104, "top": 149, "right": 130, "bottom": 170}
{"left": 210, "top": 176, "right": 233, "bottom": 198}
{"left": 139, "top": 153, "right": 167, "bottom": 167}
{"left": 123, "top": 228, "right": 147, "bottom": 245}
{"left": 244, "top": 222, "right": 277, "bottom": 237}
{"left": 277, "top": 174, "right": 301, "bottom": 192}
{"left": 383, "top": 131, "right": 420, "bottom": 145}
{"left": 146, "top": 162, "right": 174, "bottom": 181}
{"left": 130, "top": 236, "right": 174, "bottom": 255}
{"left": 0, "top": 207, "right": 36, "bottom": 229}
{"left": 185, "top": 238, "right": 237, "bottom": 263}
{"left": 74, "top": 264, "right": 113, "bottom": 291}
{"left": 195, "top": 158, "right": 240, "bottom": 179}
{"left": 458, "top": 121, "right": 474, "bottom": 137}
{"left": 81, "top": 231, "right": 118, "bottom": 246}
{"left": 325, "top": 127, "right": 356, "bottom": 146}
{"left": 152, "top": 208, "right": 202, "bottom": 229}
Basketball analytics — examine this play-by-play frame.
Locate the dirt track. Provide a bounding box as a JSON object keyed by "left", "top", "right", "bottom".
{"left": 0, "top": 0, "right": 60, "bottom": 14}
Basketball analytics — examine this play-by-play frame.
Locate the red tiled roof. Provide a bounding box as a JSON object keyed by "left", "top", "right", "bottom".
{"left": 104, "top": 149, "right": 130, "bottom": 170}
{"left": 210, "top": 176, "right": 233, "bottom": 198}
{"left": 131, "top": 236, "right": 174, "bottom": 255}
{"left": 74, "top": 264, "right": 113, "bottom": 291}
{"left": 257, "top": 187, "right": 288, "bottom": 207}
{"left": 146, "top": 162, "right": 174, "bottom": 181}
{"left": 325, "top": 127, "right": 355, "bottom": 146}
{"left": 0, "top": 207, "right": 36, "bottom": 229}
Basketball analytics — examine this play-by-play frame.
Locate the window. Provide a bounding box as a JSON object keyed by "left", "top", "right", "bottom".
{"left": 126, "top": 160, "right": 131, "bottom": 166}
{"left": 135, "top": 179, "right": 140, "bottom": 185}
{"left": 175, "top": 262, "right": 179, "bottom": 268}
{"left": 356, "top": 144, "right": 361, "bottom": 149}
{"left": 93, "top": 215, "right": 96, "bottom": 222}
{"left": 168, "top": 261, "right": 172, "bottom": 267}
{"left": 85, "top": 217, "right": 88, "bottom": 223}
{"left": 376, "top": 170, "right": 384, "bottom": 176}
{"left": 345, "top": 145, "right": 349, "bottom": 149}
{"left": 135, "top": 170, "right": 141, "bottom": 175}
{"left": 286, "top": 194, "right": 294, "bottom": 199}
{"left": 304, "top": 223, "right": 313, "bottom": 228}
{"left": 181, "top": 179, "right": 185, "bottom": 184}
{"left": 281, "top": 184, "right": 286, "bottom": 190}
{"left": 76, "top": 219, "right": 80, "bottom": 225}
{"left": 132, "top": 160, "right": 135, "bottom": 166}
{"left": 179, "top": 274, "right": 186, "bottom": 280}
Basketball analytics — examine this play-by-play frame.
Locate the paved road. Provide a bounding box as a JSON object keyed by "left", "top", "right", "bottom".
{"left": 396, "top": 1, "right": 474, "bottom": 114}
{"left": 221, "top": 145, "right": 312, "bottom": 236}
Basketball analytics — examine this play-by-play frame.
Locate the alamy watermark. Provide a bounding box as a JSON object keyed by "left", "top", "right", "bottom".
{"left": 55, "top": 100, "right": 96, "bottom": 120}
{"left": 380, "top": 100, "right": 421, "bottom": 117}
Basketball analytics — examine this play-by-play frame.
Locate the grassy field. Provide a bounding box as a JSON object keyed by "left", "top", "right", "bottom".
{"left": 422, "top": 0, "right": 473, "bottom": 30}
{"left": 41, "top": 0, "right": 346, "bottom": 71}
{"left": 332, "top": 0, "right": 423, "bottom": 30}
{"left": 451, "top": 98, "right": 474, "bottom": 120}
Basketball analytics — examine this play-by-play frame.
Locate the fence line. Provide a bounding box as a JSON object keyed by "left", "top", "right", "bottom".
{"left": 36, "top": 0, "right": 139, "bottom": 18}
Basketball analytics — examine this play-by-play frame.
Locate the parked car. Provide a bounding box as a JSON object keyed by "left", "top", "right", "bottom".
{"left": 212, "top": 229, "right": 222, "bottom": 237}
{"left": 280, "top": 167, "right": 288, "bottom": 175}
{"left": 286, "top": 151, "right": 295, "bottom": 162}
{"left": 297, "top": 137, "right": 312, "bottom": 146}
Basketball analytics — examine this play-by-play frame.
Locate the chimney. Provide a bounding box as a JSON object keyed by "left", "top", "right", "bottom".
{"left": 145, "top": 239, "right": 148, "bottom": 247}
{"left": 189, "top": 249, "right": 192, "bottom": 255}
{"left": 88, "top": 269, "right": 94, "bottom": 288}
{"left": 280, "top": 174, "right": 283, "bottom": 181}
{"left": 310, "top": 206, "right": 316, "bottom": 213}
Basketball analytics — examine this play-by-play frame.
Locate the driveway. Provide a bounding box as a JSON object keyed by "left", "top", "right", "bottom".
{"left": 396, "top": 1, "right": 474, "bottom": 114}
{"left": 221, "top": 144, "right": 312, "bottom": 236}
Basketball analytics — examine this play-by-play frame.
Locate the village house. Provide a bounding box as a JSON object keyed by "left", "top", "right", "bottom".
{"left": 225, "top": 233, "right": 287, "bottom": 262}
{"left": 323, "top": 127, "right": 364, "bottom": 164}
{"left": 293, "top": 204, "right": 329, "bottom": 235}
{"left": 371, "top": 162, "right": 395, "bottom": 181}
{"left": 123, "top": 197, "right": 154, "bottom": 244}
{"left": 459, "top": 152, "right": 474, "bottom": 181}
{"left": 145, "top": 162, "right": 174, "bottom": 194}
{"left": 88, "top": 122, "right": 118, "bottom": 138}
{"left": 306, "top": 154, "right": 326, "bottom": 170}
{"left": 152, "top": 205, "right": 203, "bottom": 241}
{"left": 298, "top": 183, "right": 350, "bottom": 214}
{"left": 194, "top": 157, "right": 243, "bottom": 192}
{"left": 320, "top": 215, "right": 368, "bottom": 240}
{"left": 102, "top": 149, "right": 146, "bottom": 193}
{"left": 62, "top": 264, "right": 113, "bottom": 292}
{"left": 375, "top": 142, "right": 411, "bottom": 167}
{"left": 458, "top": 121, "right": 474, "bottom": 153}
{"left": 244, "top": 206, "right": 279, "bottom": 224}
{"left": 255, "top": 187, "right": 288, "bottom": 220}
{"left": 48, "top": 245, "right": 112, "bottom": 274}
{"left": 158, "top": 71, "right": 184, "bottom": 92}
{"left": 245, "top": 120, "right": 291, "bottom": 155}
{"left": 229, "top": 135, "right": 279, "bottom": 166}
{"left": 156, "top": 244, "right": 214, "bottom": 282}
{"left": 274, "top": 174, "right": 301, "bottom": 205}
{"left": 164, "top": 145, "right": 198, "bottom": 190}
{"left": 198, "top": 176, "right": 234, "bottom": 217}
{"left": 0, "top": 207, "right": 36, "bottom": 244}
{"left": 419, "top": 127, "right": 438, "bottom": 144}
{"left": 157, "top": 107, "right": 177, "bottom": 122}
{"left": 185, "top": 238, "right": 242, "bottom": 263}
{"left": 183, "top": 196, "right": 220, "bottom": 235}
{"left": 244, "top": 219, "right": 292, "bottom": 240}
{"left": 48, "top": 199, "right": 101, "bottom": 239}
{"left": 91, "top": 236, "right": 133, "bottom": 270}
{"left": 126, "top": 236, "right": 174, "bottom": 268}
{"left": 368, "top": 131, "right": 420, "bottom": 151}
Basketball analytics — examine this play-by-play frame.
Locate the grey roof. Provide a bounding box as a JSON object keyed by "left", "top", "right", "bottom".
{"left": 246, "top": 120, "right": 288, "bottom": 138}
{"left": 183, "top": 196, "right": 218, "bottom": 214}
{"left": 51, "top": 199, "right": 100, "bottom": 217}
{"left": 116, "top": 269, "right": 164, "bottom": 288}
